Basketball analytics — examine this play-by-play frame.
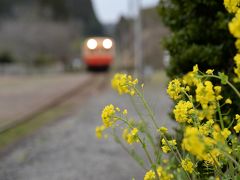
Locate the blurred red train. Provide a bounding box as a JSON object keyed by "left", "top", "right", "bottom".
{"left": 82, "top": 37, "right": 115, "bottom": 70}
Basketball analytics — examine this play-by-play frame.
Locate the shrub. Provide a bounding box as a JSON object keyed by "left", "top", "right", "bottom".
{"left": 158, "top": 0, "right": 235, "bottom": 77}
{"left": 0, "top": 51, "right": 15, "bottom": 64}
{"left": 33, "top": 54, "right": 54, "bottom": 67}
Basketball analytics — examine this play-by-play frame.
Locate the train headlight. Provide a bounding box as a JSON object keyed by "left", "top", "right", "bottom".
{"left": 87, "top": 39, "right": 97, "bottom": 50}
{"left": 103, "top": 39, "right": 113, "bottom": 49}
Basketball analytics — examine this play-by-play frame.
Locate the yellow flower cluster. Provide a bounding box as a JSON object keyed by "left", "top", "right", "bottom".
{"left": 199, "top": 120, "right": 214, "bottom": 136}
{"left": 181, "top": 158, "right": 194, "bottom": 174}
{"left": 182, "top": 126, "right": 231, "bottom": 165}
{"left": 234, "top": 54, "right": 240, "bottom": 78}
{"left": 158, "top": 126, "right": 168, "bottom": 134}
{"left": 224, "top": 0, "right": 240, "bottom": 13}
{"left": 157, "top": 166, "right": 174, "bottom": 180}
{"left": 111, "top": 73, "right": 138, "bottom": 96}
{"left": 195, "top": 81, "right": 222, "bottom": 121}
{"left": 182, "top": 127, "right": 205, "bottom": 160}
{"left": 229, "top": 9, "right": 240, "bottom": 38}
{"left": 166, "top": 79, "right": 183, "bottom": 100}
{"left": 97, "top": 105, "right": 134, "bottom": 140}
{"left": 161, "top": 138, "right": 177, "bottom": 153}
{"left": 97, "top": 69, "right": 240, "bottom": 178}
{"left": 225, "top": 98, "right": 232, "bottom": 104}
{"left": 144, "top": 167, "right": 173, "bottom": 180}
{"left": 182, "top": 71, "right": 200, "bottom": 86}
{"left": 196, "top": 81, "right": 221, "bottom": 106}
{"left": 193, "top": 64, "right": 199, "bottom": 73}
{"left": 101, "top": 104, "right": 116, "bottom": 127}
{"left": 206, "top": 69, "right": 214, "bottom": 75}
{"left": 95, "top": 125, "right": 105, "bottom": 139}
{"left": 224, "top": 0, "right": 240, "bottom": 79}
{"left": 234, "top": 114, "right": 240, "bottom": 133}
{"left": 212, "top": 126, "right": 231, "bottom": 143}
{"left": 144, "top": 170, "right": 156, "bottom": 180}
{"left": 122, "top": 128, "right": 140, "bottom": 144}
{"left": 173, "top": 100, "right": 194, "bottom": 123}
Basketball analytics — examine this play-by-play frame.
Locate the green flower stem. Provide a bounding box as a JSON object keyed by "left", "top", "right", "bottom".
{"left": 133, "top": 87, "right": 159, "bottom": 129}
{"left": 130, "top": 96, "right": 147, "bottom": 124}
{"left": 222, "top": 150, "right": 240, "bottom": 170}
{"left": 117, "top": 116, "right": 160, "bottom": 180}
{"left": 226, "top": 80, "right": 240, "bottom": 98}
{"left": 208, "top": 153, "right": 223, "bottom": 176}
{"left": 161, "top": 134, "right": 192, "bottom": 180}
{"left": 138, "top": 138, "right": 160, "bottom": 180}
{"left": 217, "top": 102, "right": 224, "bottom": 129}
{"left": 181, "top": 90, "right": 201, "bottom": 129}
{"left": 130, "top": 96, "right": 157, "bottom": 154}
{"left": 112, "top": 130, "right": 147, "bottom": 170}
{"left": 117, "top": 118, "right": 155, "bottom": 162}
{"left": 131, "top": 87, "right": 163, "bottom": 166}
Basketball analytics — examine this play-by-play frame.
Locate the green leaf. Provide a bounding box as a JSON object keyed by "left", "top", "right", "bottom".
{"left": 218, "top": 72, "right": 228, "bottom": 85}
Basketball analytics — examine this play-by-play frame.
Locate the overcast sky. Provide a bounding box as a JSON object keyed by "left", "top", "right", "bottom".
{"left": 92, "top": 0, "right": 159, "bottom": 24}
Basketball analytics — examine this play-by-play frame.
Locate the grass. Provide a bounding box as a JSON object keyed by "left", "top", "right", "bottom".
{"left": 0, "top": 105, "right": 70, "bottom": 150}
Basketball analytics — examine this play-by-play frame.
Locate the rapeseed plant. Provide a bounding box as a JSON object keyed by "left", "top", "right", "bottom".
{"left": 95, "top": 1, "right": 240, "bottom": 179}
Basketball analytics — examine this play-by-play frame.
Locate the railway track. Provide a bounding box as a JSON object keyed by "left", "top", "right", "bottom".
{"left": 0, "top": 73, "right": 110, "bottom": 134}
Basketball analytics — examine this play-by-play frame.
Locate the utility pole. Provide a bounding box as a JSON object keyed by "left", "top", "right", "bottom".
{"left": 133, "top": 0, "right": 143, "bottom": 82}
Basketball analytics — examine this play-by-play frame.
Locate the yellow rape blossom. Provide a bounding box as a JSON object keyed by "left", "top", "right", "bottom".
{"left": 182, "top": 127, "right": 206, "bottom": 160}
{"left": 123, "top": 109, "right": 128, "bottom": 115}
{"left": 116, "top": 107, "right": 120, "bottom": 112}
{"left": 224, "top": 0, "right": 240, "bottom": 13}
{"left": 111, "top": 73, "right": 138, "bottom": 96}
{"left": 122, "top": 128, "right": 128, "bottom": 139}
{"left": 95, "top": 125, "right": 105, "bottom": 139}
{"left": 182, "top": 127, "right": 223, "bottom": 165}
{"left": 123, "top": 128, "right": 139, "bottom": 144}
{"left": 195, "top": 81, "right": 222, "bottom": 120}
{"left": 234, "top": 114, "right": 240, "bottom": 133}
{"left": 158, "top": 126, "right": 168, "bottom": 134}
{"left": 214, "top": 86, "right": 222, "bottom": 95}
{"left": 236, "top": 114, "right": 240, "bottom": 121}
{"left": 235, "top": 38, "right": 240, "bottom": 51}
{"left": 225, "top": 98, "right": 232, "bottom": 104}
{"left": 181, "top": 158, "right": 194, "bottom": 173}
{"left": 157, "top": 166, "right": 174, "bottom": 180}
{"left": 182, "top": 72, "right": 200, "bottom": 86}
{"left": 204, "top": 148, "right": 221, "bottom": 165}
{"left": 167, "top": 79, "right": 183, "bottom": 100}
{"left": 196, "top": 81, "right": 216, "bottom": 109}
{"left": 193, "top": 64, "right": 199, "bottom": 73}
{"left": 101, "top": 104, "right": 116, "bottom": 127}
{"left": 161, "top": 138, "right": 177, "bottom": 153}
{"left": 199, "top": 120, "right": 214, "bottom": 136}
{"left": 206, "top": 69, "right": 214, "bottom": 75}
{"left": 144, "top": 170, "right": 156, "bottom": 180}
{"left": 234, "top": 123, "right": 240, "bottom": 133}
{"left": 229, "top": 10, "right": 240, "bottom": 38}
{"left": 212, "top": 128, "right": 231, "bottom": 143}
{"left": 221, "top": 129, "right": 231, "bottom": 139}
{"left": 234, "top": 54, "right": 240, "bottom": 78}
{"left": 173, "top": 100, "right": 194, "bottom": 123}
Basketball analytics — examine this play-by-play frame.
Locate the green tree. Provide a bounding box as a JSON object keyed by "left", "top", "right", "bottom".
{"left": 39, "top": 0, "right": 69, "bottom": 20}
{"left": 158, "top": 0, "right": 236, "bottom": 78}
{"left": 0, "top": 0, "right": 13, "bottom": 16}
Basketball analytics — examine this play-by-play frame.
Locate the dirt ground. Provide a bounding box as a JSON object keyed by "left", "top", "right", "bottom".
{"left": 0, "top": 73, "right": 91, "bottom": 130}
{"left": 0, "top": 72, "right": 176, "bottom": 180}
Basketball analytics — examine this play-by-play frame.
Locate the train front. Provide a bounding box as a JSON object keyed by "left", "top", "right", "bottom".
{"left": 82, "top": 37, "right": 115, "bottom": 70}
